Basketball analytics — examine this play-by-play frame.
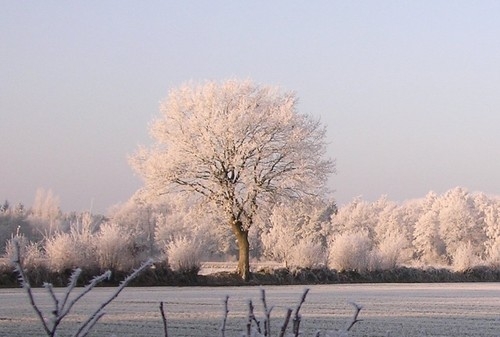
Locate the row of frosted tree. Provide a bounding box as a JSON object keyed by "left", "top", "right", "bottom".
{"left": 2, "top": 186, "right": 500, "bottom": 273}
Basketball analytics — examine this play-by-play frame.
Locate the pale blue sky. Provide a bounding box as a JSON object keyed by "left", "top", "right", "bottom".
{"left": 1, "top": 1, "right": 500, "bottom": 214}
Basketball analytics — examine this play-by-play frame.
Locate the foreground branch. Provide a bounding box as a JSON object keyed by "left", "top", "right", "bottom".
{"left": 345, "top": 302, "right": 363, "bottom": 332}
{"left": 160, "top": 302, "right": 168, "bottom": 337}
{"left": 12, "top": 237, "right": 152, "bottom": 337}
{"left": 292, "top": 288, "right": 310, "bottom": 337}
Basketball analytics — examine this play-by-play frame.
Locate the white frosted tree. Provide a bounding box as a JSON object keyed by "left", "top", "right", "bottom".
{"left": 373, "top": 196, "right": 412, "bottom": 245}
{"left": 486, "top": 235, "right": 500, "bottom": 268}
{"left": 452, "top": 241, "right": 479, "bottom": 272}
{"left": 373, "top": 231, "right": 412, "bottom": 270}
{"left": 477, "top": 195, "right": 500, "bottom": 263}
{"left": 45, "top": 213, "right": 100, "bottom": 271}
{"left": 131, "top": 80, "right": 334, "bottom": 280}
{"left": 412, "top": 208, "right": 447, "bottom": 265}
{"left": 261, "top": 198, "right": 334, "bottom": 268}
{"left": 165, "top": 236, "right": 203, "bottom": 273}
{"left": 331, "top": 197, "right": 378, "bottom": 238}
{"left": 328, "top": 231, "right": 372, "bottom": 272}
{"left": 154, "top": 198, "right": 226, "bottom": 260}
{"left": 290, "top": 240, "right": 327, "bottom": 269}
{"left": 438, "top": 187, "right": 486, "bottom": 259}
{"left": 4, "top": 234, "right": 43, "bottom": 269}
{"left": 29, "top": 188, "right": 63, "bottom": 237}
{"left": 95, "top": 222, "right": 134, "bottom": 271}
{"left": 411, "top": 192, "right": 446, "bottom": 265}
{"left": 44, "top": 232, "right": 81, "bottom": 272}
{"left": 108, "top": 191, "right": 166, "bottom": 258}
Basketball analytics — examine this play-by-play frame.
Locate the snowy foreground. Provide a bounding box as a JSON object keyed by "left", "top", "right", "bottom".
{"left": 1, "top": 283, "right": 499, "bottom": 337}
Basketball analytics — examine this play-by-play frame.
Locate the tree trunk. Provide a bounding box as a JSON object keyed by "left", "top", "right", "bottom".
{"left": 231, "top": 220, "right": 250, "bottom": 281}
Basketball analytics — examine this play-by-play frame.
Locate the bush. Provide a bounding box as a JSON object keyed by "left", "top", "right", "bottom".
{"left": 486, "top": 237, "right": 500, "bottom": 268}
{"left": 4, "top": 235, "right": 44, "bottom": 270}
{"left": 95, "top": 222, "right": 135, "bottom": 271}
{"left": 452, "top": 242, "right": 480, "bottom": 272}
{"left": 44, "top": 233, "right": 80, "bottom": 272}
{"left": 289, "top": 240, "right": 327, "bottom": 269}
{"left": 165, "top": 236, "right": 203, "bottom": 274}
{"left": 371, "top": 232, "right": 411, "bottom": 270}
{"left": 328, "top": 232, "right": 372, "bottom": 272}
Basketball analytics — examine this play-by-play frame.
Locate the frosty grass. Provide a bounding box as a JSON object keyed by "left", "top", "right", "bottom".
{"left": 1, "top": 283, "right": 499, "bottom": 337}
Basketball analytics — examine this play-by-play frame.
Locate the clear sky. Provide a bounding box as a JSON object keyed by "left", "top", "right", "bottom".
{"left": 2, "top": 1, "right": 500, "bottom": 214}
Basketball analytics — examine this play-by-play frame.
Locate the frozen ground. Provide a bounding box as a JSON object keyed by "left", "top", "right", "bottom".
{"left": 0, "top": 283, "right": 499, "bottom": 337}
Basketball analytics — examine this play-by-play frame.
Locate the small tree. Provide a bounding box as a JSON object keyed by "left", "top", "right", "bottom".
{"left": 290, "top": 240, "right": 327, "bottom": 269}
{"left": 452, "top": 241, "right": 479, "bottom": 272}
{"left": 4, "top": 234, "right": 43, "bottom": 269}
{"left": 29, "top": 188, "right": 63, "bottom": 237}
{"left": 261, "top": 198, "right": 333, "bottom": 267}
{"left": 131, "top": 80, "right": 334, "bottom": 280}
{"left": 328, "top": 231, "right": 372, "bottom": 272}
{"left": 108, "top": 192, "right": 163, "bottom": 258}
{"left": 165, "top": 236, "right": 203, "bottom": 273}
{"left": 95, "top": 222, "right": 134, "bottom": 271}
{"left": 486, "top": 235, "right": 500, "bottom": 268}
{"left": 373, "top": 231, "right": 411, "bottom": 270}
{"left": 44, "top": 232, "right": 81, "bottom": 272}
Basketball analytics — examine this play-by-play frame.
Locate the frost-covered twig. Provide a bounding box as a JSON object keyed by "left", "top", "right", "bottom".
{"left": 13, "top": 238, "right": 153, "bottom": 337}
{"left": 221, "top": 295, "right": 229, "bottom": 337}
{"left": 345, "top": 302, "right": 363, "bottom": 332}
{"left": 75, "top": 311, "right": 105, "bottom": 337}
{"left": 260, "top": 288, "right": 273, "bottom": 337}
{"left": 59, "top": 267, "right": 82, "bottom": 314}
{"left": 57, "top": 269, "right": 112, "bottom": 333}
{"left": 73, "top": 258, "right": 153, "bottom": 337}
{"left": 12, "top": 238, "right": 51, "bottom": 336}
{"left": 247, "top": 300, "right": 261, "bottom": 337}
{"left": 43, "top": 282, "right": 59, "bottom": 316}
{"left": 160, "top": 301, "right": 168, "bottom": 337}
{"left": 279, "top": 308, "right": 293, "bottom": 337}
{"left": 292, "top": 288, "right": 310, "bottom": 337}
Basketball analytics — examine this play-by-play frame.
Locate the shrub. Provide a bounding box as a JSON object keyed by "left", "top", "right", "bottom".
{"left": 12, "top": 237, "right": 153, "bottom": 337}
{"left": 486, "top": 237, "right": 500, "bottom": 268}
{"left": 44, "top": 233, "right": 80, "bottom": 272}
{"left": 44, "top": 217, "right": 101, "bottom": 272}
{"left": 95, "top": 222, "right": 135, "bottom": 271}
{"left": 328, "top": 231, "right": 372, "bottom": 272}
{"left": 452, "top": 242, "right": 479, "bottom": 272}
{"left": 165, "top": 236, "right": 203, "bottom": 273}
{"left": 371, "top": 232, "right": 412, "bottom": 270}
{"left": 289, "top": 240, "right": 327, "bottom": 269}
{"left": 4, "top": 235, "right": 44, "bottom": 269}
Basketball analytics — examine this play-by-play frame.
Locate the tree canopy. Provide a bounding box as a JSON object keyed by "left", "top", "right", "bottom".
{"left": 131, "top": 79, "right": 335, "bottom": 279}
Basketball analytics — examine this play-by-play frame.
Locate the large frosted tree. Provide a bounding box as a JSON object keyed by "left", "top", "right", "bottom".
{"left": 131, "top": 80, "right": 335, "bottom": 280}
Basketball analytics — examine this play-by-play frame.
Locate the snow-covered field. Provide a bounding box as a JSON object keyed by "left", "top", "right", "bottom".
{"left": 1, "top": 283, "right": 499, "bottom": 337}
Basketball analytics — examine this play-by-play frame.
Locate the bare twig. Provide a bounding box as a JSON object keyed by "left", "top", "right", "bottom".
{"left": 260, "top": 288, "right": 273, "bottom": 337}
{"left": 345, "top": 302, "right": 363, "bottom": 331}
{"left": 160, "top": 302, "right": 168, "bottom": 337}
{"left": 292, "top": 288, "right": 310, "bottom": 337}
{"left": 12, "top": 238, "right": 52, "bottom": 336}
{"left": 221, "top": 295, "right": 229, "bottom": 337}
{"left": 279, "top": 308, "right": 293, "bottom": 337}
{"left": 73, "top": 259, "right": 153, "bottom": 337}
{"left": 76, "top": 311, "right": 105, "bottom": 337}
{"left": 247, "top": 300, "right": 261, "bottom": 337}
{"left": 59, "top": 268, "right": 82, "bottom": 314}
{"left": 57, "top": 270, "right": 112, "bottom": 334}
{"left": 43, "top": 282, "right": 59, "bottom": 317}
{"left": 246, "top": 300, "right": 253, "bottom": 337}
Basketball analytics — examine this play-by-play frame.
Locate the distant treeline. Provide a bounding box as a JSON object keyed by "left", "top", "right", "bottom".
{"left": 2, "top": 186, "right": 500, "bottom": 279}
